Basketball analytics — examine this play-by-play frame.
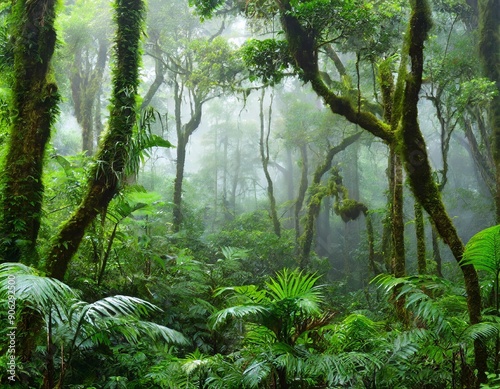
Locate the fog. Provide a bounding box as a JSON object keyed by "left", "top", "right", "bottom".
{"left": 46, "top": 0, "right": 495, "bottom": 285}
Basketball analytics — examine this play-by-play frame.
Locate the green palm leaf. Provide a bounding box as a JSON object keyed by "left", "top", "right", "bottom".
{"left": 461, "top": 224, "right": 500, "bottom": 274}
{"left": 460, "top": 322, "right": 498, "bottom": 343}
{"left": 210, "top": 305, "right": 269, "bottom": 329}
{"left": 81, "top": 295, "right": 159, "bottom": 323}
{"left": 0, "top": 262, "right": 78, "bottom": 314}
{"left": 266, "top": 268, "right": 321, "bottom": 300}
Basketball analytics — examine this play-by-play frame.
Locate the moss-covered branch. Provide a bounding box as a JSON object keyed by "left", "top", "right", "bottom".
{"left": 45, "top": 0, "right": 145, "bottom": 280}
{"left": 278, "top": 7, "right": 393, "bottom": 144}
{"left": 299, "top": 132, "right": 362, "bottom": 267}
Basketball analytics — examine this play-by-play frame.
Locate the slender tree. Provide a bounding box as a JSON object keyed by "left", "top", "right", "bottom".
{"left": 259, "top": 88, "right": 281, "bottom": 237}
{"left": 61, "top": 0, "right": 112, "bottom": 155}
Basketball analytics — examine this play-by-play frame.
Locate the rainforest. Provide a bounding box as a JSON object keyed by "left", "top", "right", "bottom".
{"left": 0, "top": 0, "right": 500, "bottom": 388}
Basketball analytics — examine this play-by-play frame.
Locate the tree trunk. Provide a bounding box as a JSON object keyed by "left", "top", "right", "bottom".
{"left": 173, "top": 134, "right": 187, "bottom": 232}
{"left": 391, "top": 151, "right": 405, "bottom": 279}
{"left": 71, "top": 38, "right": 108, "bottom": 155}
{"left": 172, "top": 89, "right": 203, "bottom": 232}
{"left": 429, "top": 220, "right": 443, "bottom": 277}
{"left": 259, "top": 89, "right": 281, "bottom": 237}
{"left": 381, "top": 152, "right": 394, "bottom": 272}
{"left": 401, "top": 0, "right": 486, "bottom": 382}
{"left": 391, "top": 149, "right": 406, "bottom": 321}
{"left": 229, "top": 141, "right": 241, "bottom": 217}
{"left": 415, "top": 201, "right": 426, "bottom": 275}
{"left": 478, "top": 0, "right": 500, "bottom": 223}
{"left": 141, "top": 38, "right": 165, "bottom": 110}
{"left": 365, "top": 211, "right": 379, "bottom": 276}
{"left": 0, "top": 0, "right": 59, "bottom": 265}
{"left": 295, "top": 144, "right": 308, "bottom": 244}
{"left": 45, "top": 0, "right": 145, "bottom": 280}
{"left": 316, "top": 196, "right": 332, "bottom": 257}
{"left": 463, "top": 117, "right": 495, "bottom": 196}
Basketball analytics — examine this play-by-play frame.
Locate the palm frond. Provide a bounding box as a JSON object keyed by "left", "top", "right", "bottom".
{"left": 242, "top": 360, "right": 272, "bottom": 388}
{"left": 245, "top": 324, "right": 277, "bottom": 346}
{"left": 461, "top": 224, "right": 500, "bottom": 274}
{"left": 209, "top": 304, "right": 269, "bottom": 329}
{"left": 460, "top": 322, "right": 498, "bottom": 343}
{"left": 182, "top": 350, "right": 212, "bottom": 375}
{"left": 213, "top": 284, "right": 267, "bottom": 303}
{"left": 220, "top": 246, "right": 249, "bottom": 261}
{"left": 266, "top": 268, "right": 322, "bottom": 302}
{"left": 81, "top": 295, "right": 160, "bottom": 325}
{"left": 0, "top": 262, "right": 78, "bottom": 314}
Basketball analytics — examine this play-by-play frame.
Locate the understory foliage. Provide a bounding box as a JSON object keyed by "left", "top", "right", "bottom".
{"left": 1, "top": 0, "right": 500, "bottom": 386}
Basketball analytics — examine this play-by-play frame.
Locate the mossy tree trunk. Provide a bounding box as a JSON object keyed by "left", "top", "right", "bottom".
{"left": 400, "top": 0, "right": 486, "bottom": 383}
{"left": 379, "top": 55, "right": 405, "bottom": 294}
{"left": 276, "top": 0, "right": 485, "bottom": 380}
{"left": 0, "top": 0, "right": 59, "bottom": 265}
{"left": 478, "top": 0, "right": 500, "bottom": 223}
{"left": 391, "top": 151, "right": 405, "bottom": 280}
{"left": 45, "top": 0, "right": 145, "bottom": 280}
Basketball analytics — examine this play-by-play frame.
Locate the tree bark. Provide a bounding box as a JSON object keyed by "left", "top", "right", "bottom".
{"left": 259, "top": 89, "right": 281, "bottom": 237}
{"left": 463, "top": 117, "right": 495, "bottom": 196}
{"left": 0, "top": 0, "right": 59, "bottom": 264}
{"left": 400, "top": 0, "right": 486, "bottom": 382}
{"left": 478, "top": 0, "right": 500, "bottom": 223}
{"left": 141, "top": 38, "right": 165, "bottom": 110}
{"left": 415, "top": 201, "right": 426, "bottom": 275}
{"left": 45, "top": 0, "right": 145, "bottom": 280}
{"left": 71, "top": 38, "right": 108, "bottom": 155}
{"left": 391, "top": 150, "right": 405, "bottom": 279}
{"left": 172, "top": 88, "right": 203, "bottom": 232}
{"left": 295, "top": 144, "right": 308, "bottom": 244}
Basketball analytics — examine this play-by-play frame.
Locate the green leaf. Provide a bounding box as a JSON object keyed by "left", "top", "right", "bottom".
{"left": 461, "top": 225, "right": 500, "bottom": 274}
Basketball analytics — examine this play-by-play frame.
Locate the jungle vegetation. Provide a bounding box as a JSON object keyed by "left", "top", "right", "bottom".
{"left": 0, "top": 0, "right": 500, "bottom": 387}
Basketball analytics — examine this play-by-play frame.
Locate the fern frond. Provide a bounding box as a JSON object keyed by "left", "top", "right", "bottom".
{"left": 209, "top": 305, "right": 269, "bottom": 329}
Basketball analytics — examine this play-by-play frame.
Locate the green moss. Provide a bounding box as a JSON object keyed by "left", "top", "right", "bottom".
{"left": 0, "top": 0, "right": 61, "bottom": 264}
{"left": 46, "top": 0, "right": 145, "bottom": 280}
{"left": 334, "top": 198, "right": 367, "bottom": 223}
